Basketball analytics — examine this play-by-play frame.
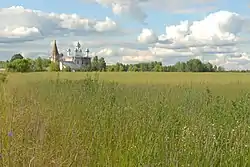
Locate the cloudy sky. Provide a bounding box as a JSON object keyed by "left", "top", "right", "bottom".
{"left": 1, "top": 0, "right": 250, "bottom": 70}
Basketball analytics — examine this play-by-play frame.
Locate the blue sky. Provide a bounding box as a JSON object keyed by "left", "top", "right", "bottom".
{"left": 2, "top": 0, "right": 249, "bottom": 34}
{"left": 0, "top": 0, "right": 250, "bottom": 69}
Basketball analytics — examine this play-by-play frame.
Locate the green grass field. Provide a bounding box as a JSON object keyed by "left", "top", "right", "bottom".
{"left": 1, "top": 72, "right": 250, "bottom": 166}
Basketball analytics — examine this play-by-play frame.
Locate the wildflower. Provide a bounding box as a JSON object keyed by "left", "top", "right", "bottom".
{"left": 8, "top": 131, "right": 13, "bottom": 137}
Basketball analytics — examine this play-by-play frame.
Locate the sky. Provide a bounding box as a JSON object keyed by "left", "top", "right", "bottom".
{"left": 1, "top": 0, "right": 250, "bottom": 70}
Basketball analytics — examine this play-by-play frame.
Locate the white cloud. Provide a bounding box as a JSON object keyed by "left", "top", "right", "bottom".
{"left": 145, "top": 10, "right": 250, "bottom": 62}
{"left": 209, "top": 54, "right": 250, "bottom": 70}
{"left": 137, "top": 28, "right": 158, "bottom": 44}
{"left": 157, "top": 10, "right": 248, "bottom": 46}
{"left": 108, "top": 10, "right": 250, "bottom": 69}
{"left": 94, "top": 17, "right": 117, "bottom": 32}
{"left": 111, "top": 3, "right": 146, "bottom": 21}
{"left": 0, "top": 6, "right": 119, "bottom": 43}
{"left": 83, "top": 0, "right": 217, "bottom": 21}
{"left": 1, "top": 6, "right": 250, "bottom": 70}
{"left": 137, "top": 10, "right": 250, "bottom": 69}
{"left": 90, "top": 47, "right": 155, "bottom": 64}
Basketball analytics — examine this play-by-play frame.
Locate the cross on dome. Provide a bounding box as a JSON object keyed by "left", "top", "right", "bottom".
{"left": 76, "top": 42, "right": 81, "bottom": 50}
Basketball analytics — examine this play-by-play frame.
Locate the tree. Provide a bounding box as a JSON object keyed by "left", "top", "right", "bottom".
{"left": 42, "top": 58, "right": 51, "bottom": 68}
{"left": 34, "top": 57, "right": 51, "bottom": 71}
{"left": 128, "top": 65, "right": 134, "bottom": 72}
{"left": 114, "top": 63, "right": 126, "bottom": 72}
{"left": 114, "top": 63, "right": 120, "bottom": 72}
{"left": 127, "top": 64, "right": 139, "bottom": 72}
{"left": 49, "top": 62, "right": 60, "bottom": 72}
{"left": 27, "top": 58, "right": 36, "bottom": 71}
{"left": 175, "top": 62, "right": 187, "bottom": 72}
{"left": 139, "top": 63, "right": 149, "bottom": 71}
{"left": 107, "top": 65, "right": 115, "bottom": 72}
{"left": 10, "top": 53, "right": 23, "bottom": 62}
{"left": 218, "top": 66, "right": 225, "bottom": 72}
{"left": 204, "top": 62, "right": 214, "bottom": 72}
{"left": 35, "top": 57, "right": 43, "bottom": 71}
{"left": 214, "top": 65, "right": 218, "bottom": 72}
{"left": 99, "top": 58, "right": 226, "bottom": 73}
{"left": 98, "top": 57, "right": 106, "bottom": 71}
{"left": 0, "top": 61, "right": 6, "bottom": 68}
{"left": 186, "top": 59, "right": 204, "bottom": 72}
{"left": 6, "top": 59, "right": 32, "bottom": 72}
{"left": 153, "top": 63, "right": 163, "bottom": 72}
{"left": 91, "top": 56, "right": 99, "bottom": 71}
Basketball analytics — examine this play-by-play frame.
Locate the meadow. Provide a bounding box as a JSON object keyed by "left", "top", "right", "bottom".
{"left": 1, "top": 72, "right": 250, "bottom": 166}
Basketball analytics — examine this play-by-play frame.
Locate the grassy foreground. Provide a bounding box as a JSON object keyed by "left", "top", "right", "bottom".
{"left": 1, "top": 72, "right": 250, "bottom": 166}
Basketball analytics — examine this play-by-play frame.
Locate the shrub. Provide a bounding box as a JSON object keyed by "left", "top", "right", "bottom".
{"left": 0, "top": 73, "right": 7, "bottom": 83}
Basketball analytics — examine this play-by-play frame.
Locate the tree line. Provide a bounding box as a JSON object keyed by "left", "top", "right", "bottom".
{"left": 0, "top": 53, "right": 228, "bottom": 72}
{"left": 3, "top": 54, "right": 51, "bottom": 72}
{"left": 106, "top": 59, "right": 226, "bottom": 72}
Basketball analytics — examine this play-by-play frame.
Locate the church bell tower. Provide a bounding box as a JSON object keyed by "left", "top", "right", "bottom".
{"left": 51, "top": 40, "right": 59, "bottom": 62}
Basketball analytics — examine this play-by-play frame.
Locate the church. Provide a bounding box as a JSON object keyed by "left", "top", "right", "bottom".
{"left": 50, "top": 40, "right": 91, "bottom": 71}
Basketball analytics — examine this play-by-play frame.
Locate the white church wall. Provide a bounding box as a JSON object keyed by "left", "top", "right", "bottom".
{"left": 64, "top": 56, "right": 73, "bottom": 62}
{"left": 59, "top": 62, "right": 63, "bottom": 71}
{"left": 51, "top": 41, "right": 91, "bottom": 72}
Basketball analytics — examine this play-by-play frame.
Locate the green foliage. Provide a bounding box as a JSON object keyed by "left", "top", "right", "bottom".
{"left": 6, "top": 59, "right": 33, "bottom": 72}
{"left": 0, "top": 56, "right": 228, "bottom": 73}
{"left": 4, "top": 56, "right": 51, "bottom": 73}
{"left": 153, "top": 63, "right": 163, "bottom": 72}
{"left": 0, "top": 61, "right": 6, "bottom": 68}
{"left": 98, "top": 57, "right": 106, "bottom": 71}
{"left": 62, "top": 66, "right": 71, "bottom": 72}
{"left": 0, "top": 73, "right": 7, "bottom": 83}
{"left": 10, "top": 53, "right": 24, "bottom": 62}
{"left": 128, "top": 64, "right": 139, "bottom": 72}
{"left": 91, "top": 56, "right": 99, "bottom": 71}
{"left": 41, "top": 58, "right": 51, "bottom": 68}
{"left": 106, "top": 59, "right": 224, "bottom": 72}
{"left": 107, "top": 65, "right": 116, "bottom": 72}
{"left": 35, "top": 57, "right": 51, "bottom": 71}
{"left": 218, "top": 66, "right": 225, "bottom": 72}
{"left": 35, "top": 57, "right": 43, "bottom": 71}
{"left": 1, "top": 74, "right": 250, "bottom": 166}
{"left": 49, "top": 61, "right": 60, "bottom": 72}
{"left": 91, "top": 56, "right": 107, "bottom": 71}
{"left": 80, "top": 64, "right": 92, "bottom": 72}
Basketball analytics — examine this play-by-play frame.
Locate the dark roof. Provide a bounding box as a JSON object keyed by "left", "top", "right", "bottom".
{"left": 61, "top": 61, "right": 81, "bottom": 69}
{"left": 52, "top": 40, "right": 59, "bottom": 56}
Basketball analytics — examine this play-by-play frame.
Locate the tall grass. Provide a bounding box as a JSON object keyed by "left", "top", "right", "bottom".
{"left": 1, "top": 73, "right": 250, "bottom": 166}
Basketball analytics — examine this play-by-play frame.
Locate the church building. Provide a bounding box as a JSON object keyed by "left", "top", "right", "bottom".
{"left": 50, "top": 40, "right": 91, "bottom": 71}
